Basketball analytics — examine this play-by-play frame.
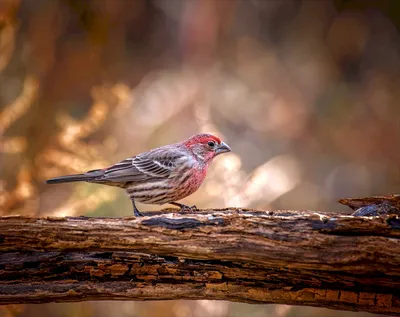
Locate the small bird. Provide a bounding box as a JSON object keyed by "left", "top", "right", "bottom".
{"left": 46, "top": 133, "right": 231, "bottom": 216}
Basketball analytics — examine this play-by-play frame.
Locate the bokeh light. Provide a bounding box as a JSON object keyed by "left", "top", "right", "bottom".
{"left": 1, "top": 0, "right": 399, "bottom": 316}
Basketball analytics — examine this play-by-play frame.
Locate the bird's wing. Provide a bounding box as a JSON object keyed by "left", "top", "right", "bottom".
{"left": 99, "top": 148, "right": 187, "bottom": 183}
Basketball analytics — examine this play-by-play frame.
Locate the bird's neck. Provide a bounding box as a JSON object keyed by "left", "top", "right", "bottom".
{"left": 192, "top": 150, "right": 215, "bottom": 165}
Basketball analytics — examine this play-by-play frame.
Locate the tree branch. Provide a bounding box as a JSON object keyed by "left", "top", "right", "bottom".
{"left": 0, "top": 209, "right": 399, "bottom": 315}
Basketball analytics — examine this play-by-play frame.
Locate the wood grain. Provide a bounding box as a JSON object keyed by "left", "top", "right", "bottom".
{"left": 0, "top": 209, "right": 399, "bottom": 315}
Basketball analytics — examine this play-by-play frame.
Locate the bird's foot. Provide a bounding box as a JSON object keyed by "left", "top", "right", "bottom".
{"left": 180, "top": 204, "right": 198, "bottom": 214}
{"left": 169, "top": 202, "right": 198, "bottom": 214}
{"left": 131, "top": 199, "right": 143, "bottom": 217}
{"left": 133, "top": 208, "right": 143, "bottom": 217}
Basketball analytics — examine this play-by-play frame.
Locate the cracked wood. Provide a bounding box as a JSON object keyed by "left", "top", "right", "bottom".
{"left": 0, "top": 209, "right": 399, "bottom": 316}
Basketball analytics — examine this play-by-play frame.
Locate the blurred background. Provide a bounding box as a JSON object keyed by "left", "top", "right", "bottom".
{"left": 1, "top": 0, "right": 399, "bottom": 316}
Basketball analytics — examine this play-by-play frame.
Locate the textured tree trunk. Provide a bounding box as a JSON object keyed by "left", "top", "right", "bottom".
{"left": 0, "top": 209, "right": 399, "bottom": 315}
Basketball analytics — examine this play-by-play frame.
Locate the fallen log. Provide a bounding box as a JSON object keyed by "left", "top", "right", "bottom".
{"left": 0, "top": 209, "right": 399, "bottom": 315}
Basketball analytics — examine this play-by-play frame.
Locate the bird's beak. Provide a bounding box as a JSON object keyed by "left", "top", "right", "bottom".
{"left": 215, "top": 142, "right": 232, "bottom": 155}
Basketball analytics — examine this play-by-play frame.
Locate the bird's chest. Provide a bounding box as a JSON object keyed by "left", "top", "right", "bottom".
{"left": 171, "top": 165, "right": 207, "bottom": 197}
{"left": 185, "top": 167, "right": 207, "bottom": 190}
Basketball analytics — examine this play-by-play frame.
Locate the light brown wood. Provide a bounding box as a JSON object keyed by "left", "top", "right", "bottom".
{"left": 0, "top": 209, "right": 399, "bottom": 315}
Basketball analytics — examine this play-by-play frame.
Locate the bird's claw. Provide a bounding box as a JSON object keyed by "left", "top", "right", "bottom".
{"left": 180, "top": 204, "right": 198, "bottom": 214}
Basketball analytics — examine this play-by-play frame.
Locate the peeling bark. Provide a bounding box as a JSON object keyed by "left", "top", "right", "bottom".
{"left": 0, "top": 209, "right": 399, "bottom": 315}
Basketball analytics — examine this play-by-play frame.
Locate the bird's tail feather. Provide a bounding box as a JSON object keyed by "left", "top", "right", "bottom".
{"left": 46, "top": 169, "right": 104, "bottom": 184}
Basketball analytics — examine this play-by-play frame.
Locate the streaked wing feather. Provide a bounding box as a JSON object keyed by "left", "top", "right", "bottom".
{"left": 134, "top": 157, "right": 171, "bottom": 177}
{"left": 100, "top": 148, "right": 186, "bottom": 183}
{"left": 104, "top": 161, "right": 133, "bottom": 173}
{"left": 101, "top": 158, "right": 147, "bottom": 182}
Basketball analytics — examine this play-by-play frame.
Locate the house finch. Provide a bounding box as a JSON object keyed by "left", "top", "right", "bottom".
{"left": 46, "top": 133, "right": 231, "bottom": 216}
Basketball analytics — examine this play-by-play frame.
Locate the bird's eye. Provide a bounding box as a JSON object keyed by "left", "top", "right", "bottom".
{"left": 207, "top": 141, "right": 216, "bottom": 147}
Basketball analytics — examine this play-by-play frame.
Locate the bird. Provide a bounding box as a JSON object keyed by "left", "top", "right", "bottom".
{"left": 46, "top": 133, "right": 231, "bottom": 217}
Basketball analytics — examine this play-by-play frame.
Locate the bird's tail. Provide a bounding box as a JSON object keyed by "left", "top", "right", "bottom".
{"left": 45, "top": 169, "right": 104, "bottom": 184}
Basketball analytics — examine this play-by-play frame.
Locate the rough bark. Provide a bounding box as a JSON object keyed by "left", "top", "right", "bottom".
{"left": 0, "top": 209, "right": 399, "bottom": 316}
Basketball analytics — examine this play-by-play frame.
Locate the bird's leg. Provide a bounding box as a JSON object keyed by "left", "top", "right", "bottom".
{"left": 169, "top": 202, "right": 198, "bottom": 213}
{"left": 131, "top": 199, "right": 143, "bottom": 217}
